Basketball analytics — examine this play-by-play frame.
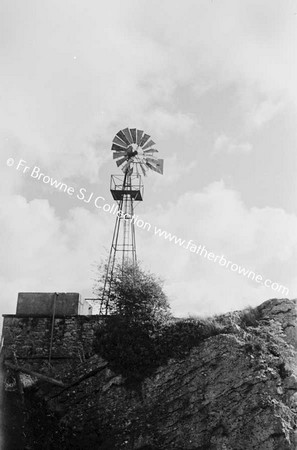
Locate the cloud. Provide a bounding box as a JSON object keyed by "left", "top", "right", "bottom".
{"left": 152, "top": 153, "right": 197, "bottom": 187}
{"left": 0, "top": 178, "right": 297, "bottom": 315}
{"left": 0, "top": 179, "right": 296, "bottom": 318}
{"left": 0, "top": 192, "right": 113, "bottom": 315}
{"left": 138, "top": 181, "right": 297, "bottom": 315}
{"left": 1, "top": 0, "right": 296, "bottom": 187}
{"left": 0, "top": 0, "right": 195, "bottom": 182}
{"left": 213, "top": 135, "right": 252, "bottom": 154}
{"left": 252, "top": 98, "right": 285, "bottom": 128}
{"left": 144, "top": 109, "right": 196, "bottom": 138}
{"left": 0, "top": 0, "right": 296, "bottom": 320}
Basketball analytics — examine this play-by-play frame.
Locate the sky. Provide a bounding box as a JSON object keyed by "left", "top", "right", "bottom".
{"left": 0, "top": 0, "right": 297, "bottom": 318}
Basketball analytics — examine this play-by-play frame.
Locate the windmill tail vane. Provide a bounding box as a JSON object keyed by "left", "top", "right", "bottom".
{"left": 99, "top": 127, "right": 164, "bottom": 314}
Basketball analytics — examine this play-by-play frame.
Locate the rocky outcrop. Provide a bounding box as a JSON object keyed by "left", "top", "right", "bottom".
{"left": 3, "top": 299, "right": 297, "bottom": 449}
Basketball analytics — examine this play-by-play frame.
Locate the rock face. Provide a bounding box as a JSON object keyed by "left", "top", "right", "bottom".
{"left": 3, "top": 299, "right": 297, "bottom": 449}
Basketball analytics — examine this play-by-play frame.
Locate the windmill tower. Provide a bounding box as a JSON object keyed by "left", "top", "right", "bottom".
{"left": 100, "top": 127, "right": 164, "bottom": 314}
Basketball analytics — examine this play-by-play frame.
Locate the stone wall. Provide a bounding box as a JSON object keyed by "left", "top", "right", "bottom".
{"left": 1, "top": 315, "right": 104, "bottom": 374}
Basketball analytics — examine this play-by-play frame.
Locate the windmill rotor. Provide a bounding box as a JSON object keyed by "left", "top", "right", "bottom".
{"left": 111, "top": 127, "right": 164, "bottom": 176}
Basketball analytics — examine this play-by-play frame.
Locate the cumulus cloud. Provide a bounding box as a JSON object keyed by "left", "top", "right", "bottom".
{"left": 0, "top": 192, "right": 112, "bottom": 315}
{"left": 0, "top": 177, "right": 296, "bottom": 318}
{"left": 1, "top": 0, "right": 296, "bottom": 182}
{"left": 151, "top": 153, "right": 197, "bottom": 187}
{"left": 0, "top": 0, "right": 296, "bottom": 318}
{"left": 137, "top": 181, "right": 297, "bottom": 315}
{"left": 252, "top": 98, "right": 285, "bottom": 128}
{"left": 213, "top": 135, "right": 252, "bottom": 154}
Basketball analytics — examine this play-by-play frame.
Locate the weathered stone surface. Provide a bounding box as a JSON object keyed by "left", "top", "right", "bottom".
{"left": 2, "top": 298, "right": 297, "bottom": 449}
{"left": 38, "top": 299, "right": 297, "bottom": 449}
{"left": 1, "top": 315, "right": 104, "bottom": 375}
{"left": 257, "top": 298, "right": 297, "bottom": 349}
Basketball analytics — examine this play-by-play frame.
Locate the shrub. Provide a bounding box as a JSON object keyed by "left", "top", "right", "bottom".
{"left": 240, "top": 306, "right": 262, "bottom": 329}
{"left": 94, "top": 316, "right": 159, "bottom": 382}
{"left": 94, "top": 261, "right": 171, "bottom": 327}
{"left": 93, "top": 261, "right": 171, "bottom": 383}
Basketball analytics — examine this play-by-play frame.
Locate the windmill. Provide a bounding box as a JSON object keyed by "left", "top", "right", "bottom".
{"left": 100, "top": 127, "right": 164, "bottom": 314}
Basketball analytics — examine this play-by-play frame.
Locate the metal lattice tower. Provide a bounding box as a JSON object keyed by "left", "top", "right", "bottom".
{"left": 100, "top": 127, "right": 164, "bottom": 314}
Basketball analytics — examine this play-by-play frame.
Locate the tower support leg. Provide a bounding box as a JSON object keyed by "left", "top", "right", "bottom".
{"left": 100, "top": 173, "right": 137, "bottom": 314}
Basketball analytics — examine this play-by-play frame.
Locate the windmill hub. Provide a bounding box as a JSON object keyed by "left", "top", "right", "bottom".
{"left": 127, "top": 146, "right": 138, "bottom": 159}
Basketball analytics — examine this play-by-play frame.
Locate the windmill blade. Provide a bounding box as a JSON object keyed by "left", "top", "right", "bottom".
{"left": 146, "top": 159, "right": 164, "bottom": 174}
{"left": 145, "top": 162, "right": 153, "bottom": 172}
{"left": 155, "top": 158, "right": 164, "bottom": 174}
{"left": 136, "top": 129, "right": 143, "bottom": 145}
{"left": 144, "top": 148, "right": 159, "bottom": 154}
{"left": 134, "top": 163, "right": 139, "bottom": 176}
{"left": 116, "top": 156, "right": 128, "bottom": 167}
{"left": 113, "top": 136, "right": 129, "bottom": 148}
{"left": 145, "top": 161, "right": 154, "bottom": 170}
{"left": 142, "top": 139, "right": 156, "bottom": 150}
{"left": 116, "top": 130, "right": 130, "bottom": 146}
{"left": 140, "top": 133, "right": 150, "bottom": 147}
{"left": 144, "top": 156, "right": 159, "bottom": 165}
{"left": 130, "top": 128, "right": 137, "bottom": 143}
{"left": 139, "top": 162, "right": 147, "bottom": 176}
{"left": 113, "top": 151, "right": 127, "bottom": 159}
{"left": 122, "top": 128, "right": 133, "bottom": 144}
{"left": 112, "top": 143, "right": 129, "bottom": 152}
{"left": 146, "top": 162, "right": 159, "bottom": 173}
{"left": 143, "top": 162, "right": 149, "bottom": 170}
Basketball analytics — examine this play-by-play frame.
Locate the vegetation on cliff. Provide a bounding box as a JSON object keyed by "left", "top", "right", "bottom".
{"left": 3, "top": 293, "right": 297, "bottom": 449}
{"left": 93, "top": 261, "right": 248, "bottom": 383}
{"left": 49, "top": 299, "right": 297, "bottom": 449}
